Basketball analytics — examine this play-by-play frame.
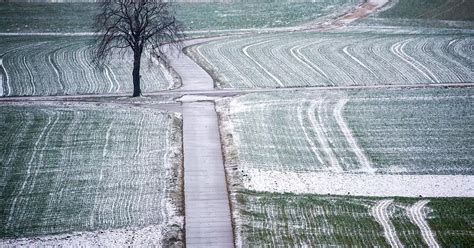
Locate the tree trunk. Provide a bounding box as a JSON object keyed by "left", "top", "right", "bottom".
{"left": 132, "top": 51, "right": 141, "bottom": 97}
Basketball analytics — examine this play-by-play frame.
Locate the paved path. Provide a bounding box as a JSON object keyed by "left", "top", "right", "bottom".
{"left": 175, "top": 39, "right": 234, "bottom": 247}
{"left": 166, "top": 38, "right": 223, "bottom": 91}
{"left": 182, "top": 102, "right": 233, "bottom": 247}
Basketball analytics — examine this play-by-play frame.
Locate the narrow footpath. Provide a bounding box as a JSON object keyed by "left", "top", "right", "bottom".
{"left": 169, "top": 39, "right": 234, "bottom": 247}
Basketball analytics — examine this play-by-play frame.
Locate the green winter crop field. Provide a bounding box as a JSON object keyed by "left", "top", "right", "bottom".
{"left": 0, "top": 36, "right": 176, "bottom": 96}
{"left": 0, "top": 0, "right": 358, "bottom": 33}
{"left": 235, "top": 191, "right": 474, "bottom": 247}
{"left": 1, "top": 0, "right": 473, "bottom": 246}
{"left": 187, "top": 31, "right": 473, "bottom": 88}
{"left": 219, "top": 87, "right": 474, "bottom": 246}
{"left": 218, "top": 88, "right": 473, "bottom": 175}
{"left": 352, "top": 0, "right": 474, "bottom": 29}
{"left": 0, "top": 103, "right": 183, "bottom": 246}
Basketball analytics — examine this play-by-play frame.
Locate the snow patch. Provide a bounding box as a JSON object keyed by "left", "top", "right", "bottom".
{"left": 243, "top": 169, "right": 474, "bottom": 197}
{"left": 0, "top": 225, "right": 167, "bottom": 247}
{"left": 176, "top": 94, "right": 220, "bottom": 103}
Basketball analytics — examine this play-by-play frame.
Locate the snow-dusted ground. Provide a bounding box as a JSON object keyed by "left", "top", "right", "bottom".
{"left": 0, "top": 220, "right": 182, "bottom": 247}
{"left": 0, "top": 104, "right": 184, "bottom": 246}
{"left": 217, "top": 88, "right": 473, "bottom": 197}
{"left": 0, "top": 36, "right": 176, "bottom": 96}
{"left": 244, "top": 169, "right": 473, "bottom": 197}
{"left": 371, "top": 200, "right": 403, "bottom": 248}
{"left": 189, "top": 31, "right": 473, "bottom": 88}
{"left": 407, "top": 200, "right": 441, "bottom": 248}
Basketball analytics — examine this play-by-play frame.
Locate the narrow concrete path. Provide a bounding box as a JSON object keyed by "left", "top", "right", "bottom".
{"left": 173, "top": 39, "right": 234, "bottom": 247}
{"left": 182, "top": 102, "right": 233, "bottom": 247}
{"left": 167, "top": 38, "right": 222, "bottom": 91}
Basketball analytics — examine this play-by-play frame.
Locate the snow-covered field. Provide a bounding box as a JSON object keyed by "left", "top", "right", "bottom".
{"left": 218, "top": 88, "right": 473, "bottom": 177}
{"left": 0, "top": 103, "right": 184, "bottom": 246}
{"left": 218, "top": 87, "right": 473, "bottom": 246}
{"left": 187, "top": 31, "right": 473, "bottom": 88}
{"left": 0, "top": 36, "right": 177, "bottom": 96}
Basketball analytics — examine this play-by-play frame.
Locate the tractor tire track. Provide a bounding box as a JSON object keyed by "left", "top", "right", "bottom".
{"left": 333, "top": 98, "right": 375, "bottom": 173}
{"left": 371, "top": 199, "right": 402, "bottom": 248}
{"left": 407, "top": 200, "right": 440, "bottom": 248}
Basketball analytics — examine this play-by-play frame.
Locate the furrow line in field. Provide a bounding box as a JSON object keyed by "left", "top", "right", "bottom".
{"left": 297, "top": 101, "right": 324, "bottom": 165}
{"left": 342, "top": 46, "right": 371, "bottom": 72}
{"left": 407, "top": 200, "right": 440, "bottom": 248}
{"left": 44, "top": 110, "right": 78, "bottom": 224}
{"left": 90, "top": 119, "right": 115, "bottom": 228}
{"left": 27, "top": 112, "right": 61, "bottom": 194}
{"left": 371, "top": 200, "right": 402, "bottom": 248}
{"left": 334, "top": 98, "right": 375, "bottom": 173}
{"left": 409, "top": 38, "right": 442, "bottom": 83}
{"left": 1, "top": 38, "right": 173, "bottom": 96}
{"left": 7, "top": 113, "right": 53, "bottom": 227}
{"left": 242, "top": 39, "right": 284, "bottom": 87}
{"left": 0, "top": 58, "right": 4, "bottom": 96}
{"left": 192, "top": 34, "right": 473, "bottom": 88}
{"left": 22, "top": 55, "right": 35, "bottom": 95}
{"left": 390, "top": 40, "right": 437, "bottom": 84}
{"left": 0, "top": 111, "right": 30, "bottom": 186}
{"left": 104, "top": 65, "right": 115, "bottom": 93}
{"left": 48, "top": 48, "right": 64, "bottom": 92}
{"left": 289, "top": 41, "right": 332, "bottom": 85}
{"left": 308, "top": 100, "right": 342, "bottom": 172}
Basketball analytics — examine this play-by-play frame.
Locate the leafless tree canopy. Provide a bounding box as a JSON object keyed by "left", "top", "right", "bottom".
{"left": 95, "top": 0, "right": 184, "bottom": 62}
{"left": 93, "top": 0, "right": 184, "bottom": 96}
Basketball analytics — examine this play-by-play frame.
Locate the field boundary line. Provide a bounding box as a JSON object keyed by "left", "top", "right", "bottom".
{"left": 0, "top": 82, "right": 473, "bottom": 102}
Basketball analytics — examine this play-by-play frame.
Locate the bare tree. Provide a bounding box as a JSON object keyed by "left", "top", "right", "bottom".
{"left": 94, "top": 0, "right": 184, "bottom": 97}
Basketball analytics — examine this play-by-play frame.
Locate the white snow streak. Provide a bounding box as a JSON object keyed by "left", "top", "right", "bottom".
{"left": 242, "top": 39, "right": 284, "bottom": 87}
{"left": 244, "top": 169, "right": 474, "bottom": 197}
{"left": 104, "top": 65, "right": 116, "bottom": 93}
{"left": 290, "top": 42, "right": 330, "bottom": 81}
{"left": 0, "top": 58, "right": 4, "bottom": 96}
{"left": 297, "top": 101, "right": 324, "bottom": 165}
{"left": 372, "top": 200, "right": 402, "bottom": 248}
{"left": 408, "top": 200, "right": 440, "bottom": 248}
{"left": 308, "top": 100, "right": 342, "bottom": 172}
{"left": 343, "top": 46, "right": 371, "bottom": 71}
{"left": 7, "top": 114, "right": 53, "bottom": 227}
{"left": 390, "top": 40, "right": 439, "bottom": 84}
{"left": 48, "top": 53, "right": 63, "bottom": 91}
{"left": 333, "top": 98, "right": 375, "bottom": 173}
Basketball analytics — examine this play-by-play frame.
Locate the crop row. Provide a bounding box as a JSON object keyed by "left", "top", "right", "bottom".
{"left": 189, "top": 32, "right": 473, "bottom": 88}
{"left": 218, "top": 87, "right": 473, "bottom": 175}
{"left": 0, "top": 36, "right": 174, "bottom": 97}
{"left": 0, "top": 104, "right": 183, "bottom": 245}
{"left": 234, "top": 191, "right": 473, "bottom": 247}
